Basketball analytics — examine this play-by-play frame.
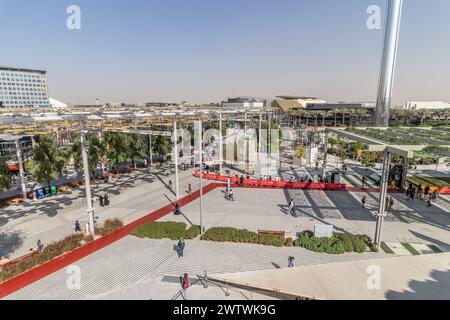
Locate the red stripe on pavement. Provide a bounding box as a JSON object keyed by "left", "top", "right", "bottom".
{"left": 0, "top": 183, "right": 221, "bottom": 299}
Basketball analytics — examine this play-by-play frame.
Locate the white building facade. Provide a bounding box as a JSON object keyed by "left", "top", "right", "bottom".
{"left": 222, "top": 97, "right": 264, "bottom": 109}
{"left": 404, "top": 101, "right": 450, "bottom": 110}
{"left": 0, "top": 67, "right": 50, "bottom": 109}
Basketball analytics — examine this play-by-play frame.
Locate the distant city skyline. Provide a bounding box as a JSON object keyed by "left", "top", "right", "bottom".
{"left": 1, "top": 0, "right": 450, "bottom": 105}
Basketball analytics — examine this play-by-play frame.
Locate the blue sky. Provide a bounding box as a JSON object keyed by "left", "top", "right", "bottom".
{"left": 1, "top": 0, "right": 449, "bottom": 105}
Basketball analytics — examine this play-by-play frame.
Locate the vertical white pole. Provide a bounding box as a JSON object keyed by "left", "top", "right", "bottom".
{"left": 173, "top": 116, "right": 180, "bottom": 199}
{"left": 148, "top": 133, "right": 153, "bottom": 166}
{"left": 219, "top": 113, "right": 223, "bottom": 175}
{"left": 198, "top": 121, "right": 204, "bottom": 234}
{"left": 244, "top": 112, "right": 248, "bottom": 174}
{"left": 80, "top": 123, "right": 95, "bottom": 236}
{"left": 15, "top": 139, "right": 27, "bottom": 201}
{"left": 375, "top": 151, "right": 391, "bottom": 247}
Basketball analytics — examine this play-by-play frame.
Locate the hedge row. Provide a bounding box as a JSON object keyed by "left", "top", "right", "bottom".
{"left": 200, "top": 227, "right": 372, "bottom": 254}
{"left": 295, "top": 231, "right": 368, "bottom": 254}
{"left": 95, "top": 218, "right": 124, "bottom": 236}
{"left": 132, "top": 221, "right": 200, "bottom": 240}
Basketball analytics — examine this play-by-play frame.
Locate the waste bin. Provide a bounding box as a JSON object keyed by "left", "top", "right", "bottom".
{"left": 50, "top": 185, "right": 58, "bottom": 196}
{"left": 36, "top": 188, "right": 45, "bottom": 200}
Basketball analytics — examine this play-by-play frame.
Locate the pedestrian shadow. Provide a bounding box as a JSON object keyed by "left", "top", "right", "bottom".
{"left": 271, "top": 262, "right": 281, "bottom": 269}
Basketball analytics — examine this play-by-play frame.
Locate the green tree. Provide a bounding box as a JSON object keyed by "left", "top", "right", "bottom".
{"left": 0, "top": 157, "right": 13, "bottom": 192}
{"left": 127, "top": 133, "right": 149, "bottom": 168}
{"left": 152, "top": 136, "right": 173, "bottom": 159}
{"left": 361, "top": 151, "right": 376, "bottom": 170}
{"left": 103, "top": 133, "right": 130, "bottom": 168}
{"left": 29, "top": 136, "right": 70, "bottom": 186}
{"left": 71, "top": 134, "right": 106, "bottom": 173}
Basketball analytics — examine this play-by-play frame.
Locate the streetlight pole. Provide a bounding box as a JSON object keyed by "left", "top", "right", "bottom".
{"left": 173, "top": 115, "right": 180, "bottom": 199}
{"left": 15, "top": 139, "right": 27, "bottom": 201}
{"left": 80, "top": 122, "right": 95, "bottom": 236}
{"left": 219, "top": 113, "right": 223, "bottom": 175}
{"left": 374, "top": 151, "right": 391, "bottom": 248}
{"left": 197, "top": 120, "right": 204, "bottom": 234}
{"left": 322, "top": 129, "right": 329, "bottom": 178}
{"left": 244, "top": 111, "right": 248, "bottom": 175}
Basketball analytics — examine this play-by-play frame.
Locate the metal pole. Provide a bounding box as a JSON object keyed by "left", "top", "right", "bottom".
{"left": 173, "top": 116, "right": 179, "bottom": 199}
{"left": 322, "top": 129, "right": 329, "bottom": 177}
{"left": 198, "top": 121, "right": 204, "bottom": 234}
{"left": 258, "top": 112, "right": 262, "bottom": 153}
{"left": 375, "top": 0, "right": 403, "bottom": 127}
{"left": 148, "top": 132, "right": 153, "bottom": 166}
{"left": 375, "top": 151, "right": 391, "bottom": 248}
{"left": 244, "top": 112, "right": 248, "bottom": 174}
{"left": 80, "top": 123, "right": 95, "bottom": 236}
{"left": 15, "top": 140, "right": 27, "bottom": 201}
{"left": 219, "top": 113, "right": 223, "bottom": 175}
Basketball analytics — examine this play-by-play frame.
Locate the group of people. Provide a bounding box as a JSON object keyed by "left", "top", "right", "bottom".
{"left": 406, "top": 184, "right": 437, "bottom": 207}
{"left": 98, "top": 194, "right": 110, "bottom": 207}
{"left": 225, "top": 187, "right": 235, "bottom": 201}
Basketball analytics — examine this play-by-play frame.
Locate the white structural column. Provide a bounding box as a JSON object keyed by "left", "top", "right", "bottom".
{"left": 173, "top": 116, "right": 180, "bottom": 199}
{"left": 244, "top": 112, "right": 248, "bottom": 174}
{"left": 374, "top": 151, "right": 391, "bottom": 248}
{"left": 15, "top": 139, "right": 27, "bottom": 201}
{"left": 258, "top": 112, "right": 262, "bottom": 153}
{"left": 197, "top": 121, "right": 204, "bottom": 234}
{"left": 219, "top": 113, "right": 223, "bottom": 175}
{"left": 98, "top": 131, "right": 106, "bottom": 176}
{"left": 375, "top": 0, "right": 403, "bottom": 127}
{"left": 80, "top": 123, "right": 96, "bottom": 236}
{"left": 322, "top": 129, "right": 329, "bottom": 177}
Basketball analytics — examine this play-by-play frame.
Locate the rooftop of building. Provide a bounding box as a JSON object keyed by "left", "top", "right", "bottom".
{"left": 0, "top": 67, "right": 47, "bottom": 75}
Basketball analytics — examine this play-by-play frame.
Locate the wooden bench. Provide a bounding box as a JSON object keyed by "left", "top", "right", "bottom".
{"left": 258, "top": 229, "right": 285, "bottom": 239}
{"left": 0, "top": 250, "right": 39, "bottom": 272}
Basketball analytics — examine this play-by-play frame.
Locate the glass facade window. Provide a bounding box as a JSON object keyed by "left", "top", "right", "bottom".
{"left": 0, "top": 68, "right": 49, "bottom": 109}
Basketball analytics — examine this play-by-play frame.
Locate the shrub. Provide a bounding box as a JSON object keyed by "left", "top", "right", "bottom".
{"left": 294, "top": 231, "right": 368, "bottom": 255}
{"left": 132, "top": 221, "right": 200, "bottom": 240}
{"left": 201, "top": 227, "right": 285, "bottom": 247}
{"left": 284, "top": 237, "right": 294, "bottom": 247}
{"left": 95, "top": 218, "right": 124, "bottom": 236}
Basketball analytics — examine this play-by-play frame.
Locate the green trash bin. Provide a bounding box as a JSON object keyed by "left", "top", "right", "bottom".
{"left": 50, "top": 185, "right": 58, "bottom": 196}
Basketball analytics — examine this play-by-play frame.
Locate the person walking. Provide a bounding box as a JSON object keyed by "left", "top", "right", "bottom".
{"left": 168, "top": 180, "right": 173, "bottom": 191}
{"left": 362, "top": 176, "right": 367, "bottom": 189}
{"left": 36, "top": 239, "right": 44, "bottom": 251}
{"left": 178, "top": 239, "right": 186, "bottom": 258}
{"left": 431, "top": 190, "right": 438, "bottom": 201}
{"left": 229, "top": 188, "right": 234, "bottom": 201}
{"left": 405, "top": 188, "right": 410, "bottom": 200}
{"left": 361, "top": 196, "right": 367, "bottom": 208}
{"left": 174, "top": 203, "right": 181, "bottom": 215}
{"left": 424, "top": 185, "right": 430, "bottom": 197}
{"left": 410, "top": 188, "right": 415, "bottom": 201}
{"left": 288, "top": 256, "right": 295, "bottom": 268}
{"left": 104, "top": 194, "right": 110, "bottom": 206}
{"left": 74, "top": 220, "right": 82, "bottom": 232}
{"left": 239, "top": 175, "right": 244, "bottom": 186}
{"left": 99, "top": 195, "right": 104, "bottom": 207}
{"left": 426, "top": 196, "right": 432, "bottom": 207}
{"left": 188, "top": 184, "right": 192, "bottom": 196}
{"left": 389, "top": 197, "right": 394, "bottom": 212}
{"left": 288, "top": 199, "right": 295, "bottom": 215}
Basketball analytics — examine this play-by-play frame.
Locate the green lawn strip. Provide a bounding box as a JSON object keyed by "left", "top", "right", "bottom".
{"left": 401, "top": 242, "right": 421, "bottom": 256}
{"left": 427, "top": 244, "right": 443, "bottom": 253}
{"left": 380, "top": 242, "right": 395, "bottom": 254}
{"left": 417, "top": 176, "right": 449, "bottom": 188}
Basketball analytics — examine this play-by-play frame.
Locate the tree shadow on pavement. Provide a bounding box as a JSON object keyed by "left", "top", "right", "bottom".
{"left": 0, "top": 230, "right": 24, "bottom": 258}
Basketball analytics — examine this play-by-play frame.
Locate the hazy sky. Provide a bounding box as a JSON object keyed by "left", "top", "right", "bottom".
{"left": 1, "top": 0, "right": 449, "bottom": 105}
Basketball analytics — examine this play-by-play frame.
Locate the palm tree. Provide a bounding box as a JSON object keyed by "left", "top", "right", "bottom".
{"left": 340, "top": 109, "right": 349, "bottom": 126}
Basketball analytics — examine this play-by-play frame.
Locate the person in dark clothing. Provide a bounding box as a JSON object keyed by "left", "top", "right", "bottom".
{"left": 177, "top": 239, "right": 186, "bottom": 257}
{"left": 239, "top": 175, "right": 244, "bottom": 186}
{"left": 361, "top": 196, "right": 367, "bottom": 208}
{"left": 104, "top": 194, "right": 110, "bottom": 206}
{"left": 174, "top": 203, "right": 181, "bottom": 215}
{"left": 424, "top": 185, "right": 430, "bottom": 197}
{"left": 75, "top": 220, "right": 82, "bottom": 232}
{"left": 99, "top": 195, "right": 104, "bottom": 207}
{"left": 410, "top": 189, "right": 415, "bottom": 201}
